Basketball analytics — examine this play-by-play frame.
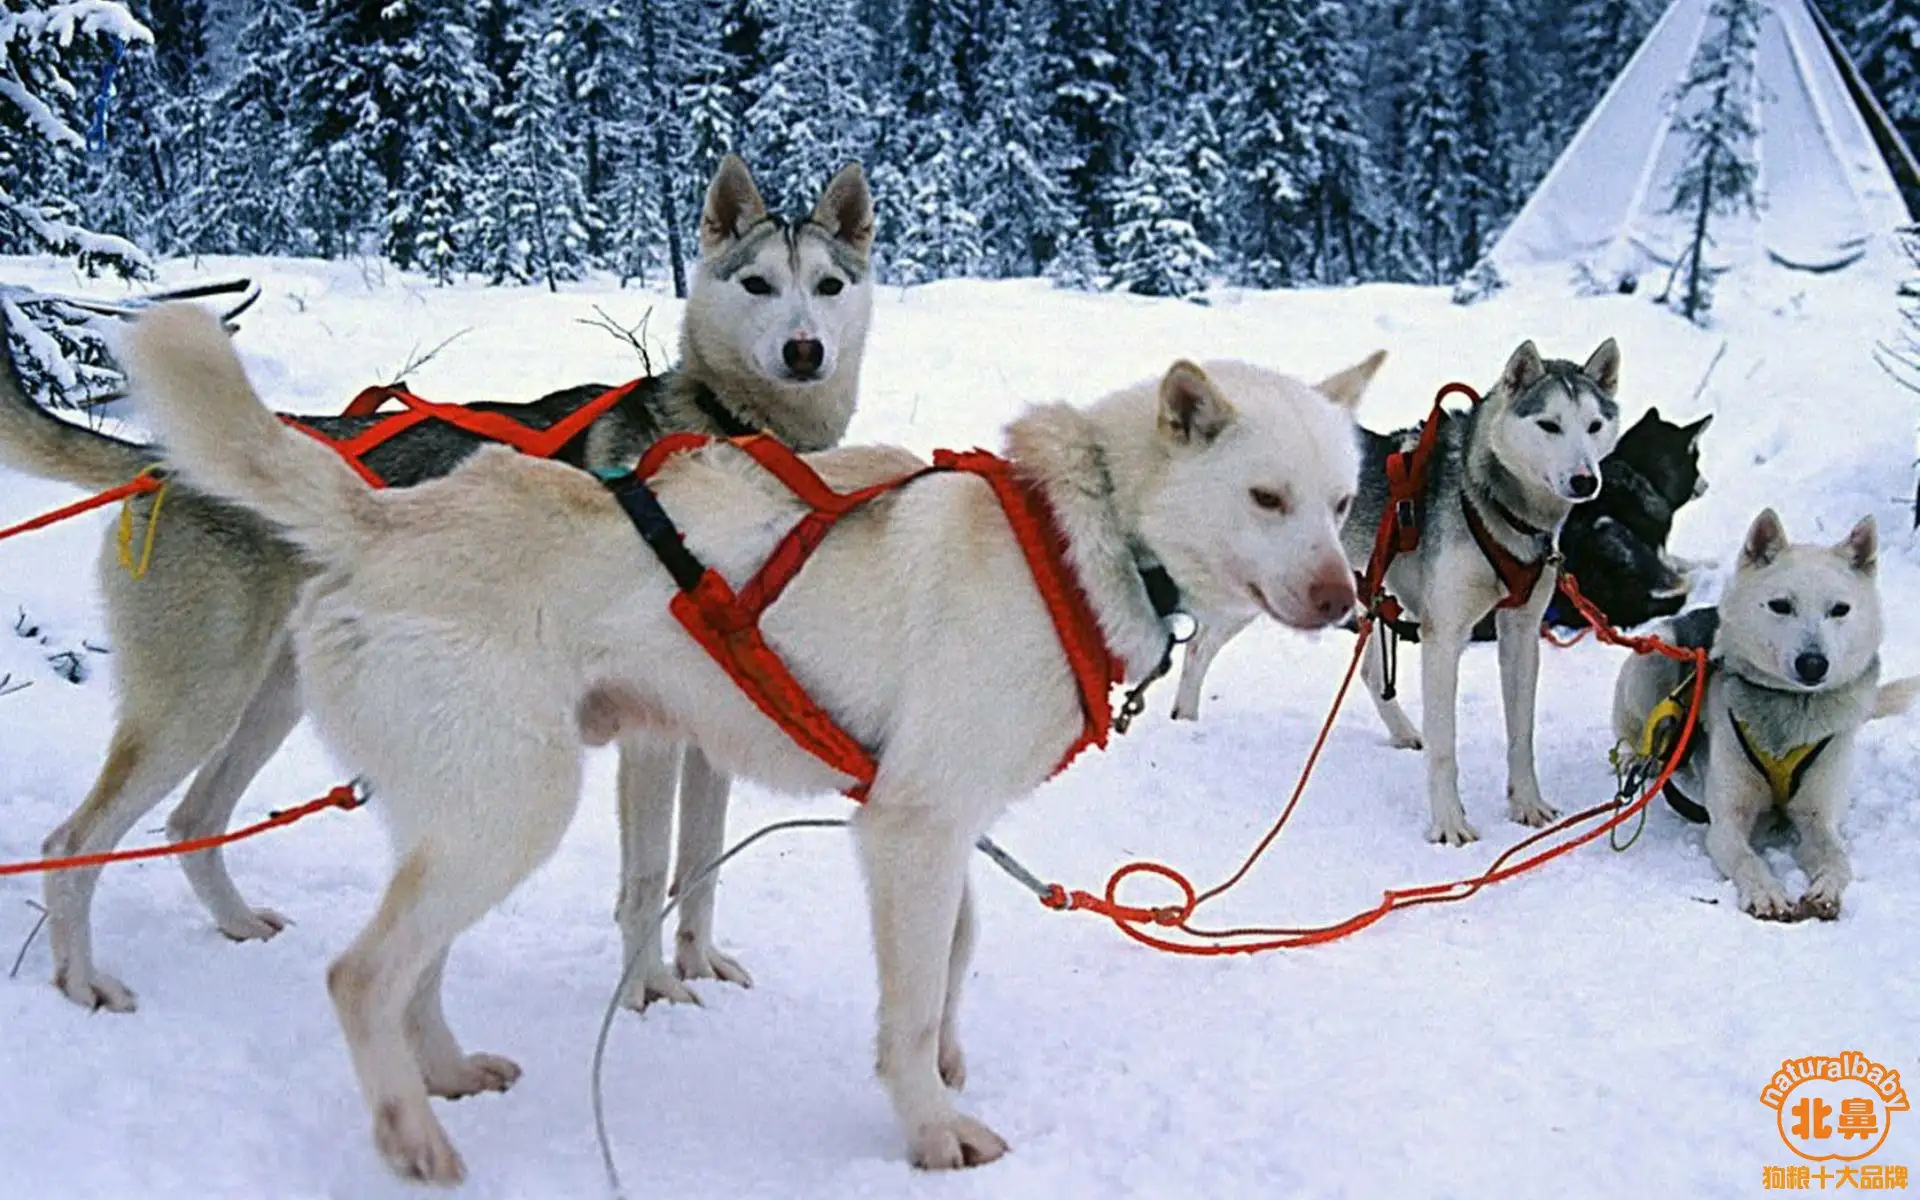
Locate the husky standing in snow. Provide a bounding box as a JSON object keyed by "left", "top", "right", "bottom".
{"left": 119, "top": 301, "right": 1382, "bottom": 1183}
{"left": 0, "top": 155, "right": 875, "bottom": 1013}
{"left": 1176, "top": 340, "right": 1622, "bottom": 844}
{"left": 1613, "top": 509, "right": 1919, "bottom": 921}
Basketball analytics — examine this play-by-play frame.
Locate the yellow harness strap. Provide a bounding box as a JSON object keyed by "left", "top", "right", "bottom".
{"left": 1730, "top": 716, "right": 1831, "bottom": 807}
{"left": 115, "top": 467, "right": 171, "bottom": 580}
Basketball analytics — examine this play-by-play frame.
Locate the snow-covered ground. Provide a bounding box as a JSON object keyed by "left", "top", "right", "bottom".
{"left": 3, "top": 253, "right": 1917, "bottom": 1199}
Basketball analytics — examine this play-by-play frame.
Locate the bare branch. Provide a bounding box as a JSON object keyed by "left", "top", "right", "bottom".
{"left": 574, "top": 305, "right": 661, "bottom": 376}
{"left": 383, "top": 328, "right": 471, "bottom": 389}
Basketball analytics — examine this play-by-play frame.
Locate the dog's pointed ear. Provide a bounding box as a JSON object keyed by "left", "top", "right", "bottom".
{"left": 1740, "top": 508, "right": 1788, "bottom": 571}
{"left": 1582, "top": 338, "right": 1621, "bottom": 395}
{"left": 701, "top": 155, "right": 768, "bottom": 253}
{"left": 1835, "top": 515, "right": 1877, "bottom": 575}
{"left": 1501, "top": 340, "right": 1546, "bottom": 396}
{"left": 1316, "top": 349, "right": 1386, "bottom": 411}
{"left": 1636, "top": 405, "right": 1662, "bottom": 428}
{"left": 811, "top": 162, "right": 875, "bottom": 258}
{"left": 1158, "top": 360, "right": 1234, "bottom": 446}
{"left": 1684, "top": 413, "right": 1713, "bottom": 450}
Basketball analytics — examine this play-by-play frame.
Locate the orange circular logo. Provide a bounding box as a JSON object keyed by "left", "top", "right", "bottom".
{"left": 1762, "top": 1052, "right": 1909, "bottom": 1163}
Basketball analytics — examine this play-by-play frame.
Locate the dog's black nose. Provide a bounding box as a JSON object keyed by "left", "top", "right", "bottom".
{"left": 1794, "top": 652, "right": 1829, "bottom": 685}
{"left": 1569, "top": 473, "right": 1599, "bottom": 499}
{"left": 782, "top": 338, "right": 824, "bottom": 377}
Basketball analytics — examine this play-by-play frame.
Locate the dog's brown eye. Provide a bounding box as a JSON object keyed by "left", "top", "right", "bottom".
{"left": 1830, "top": 602, "right": 1851, "bottom": 618}
{"left": 1768, "top": 598, "right": 1794, "bottom": 616}
{"left": 816, "top": 277, "right": 844, "bottom": 296}
{"left": 1335, "top": 495, "right": 1353, "bottom": 519}
{"left": 1539, "top": 420, "right": 1563, "bottom": 435}
{"left": 1587, "top": 420, "right": 1604, "bottom": 434}
{"left": 741, "top": 275, "right": 774, "bottom": 296}
{"left": 1250, "top": 487, "right": 1288, "bottom": 514}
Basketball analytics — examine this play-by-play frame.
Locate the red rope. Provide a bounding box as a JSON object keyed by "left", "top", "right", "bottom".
{"left": 0, "top": 785, "right": 364, "bottom": 878}
{"left": 1037, "top": 545, "right": 1707, "bottom": 954}
{"left": 0, "top": 473, "right": 160, "bottom": 543}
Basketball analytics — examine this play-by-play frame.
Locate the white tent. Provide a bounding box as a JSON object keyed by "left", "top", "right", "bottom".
{"left": 1486, "top": 0, "right": 1916, "bottom": 288}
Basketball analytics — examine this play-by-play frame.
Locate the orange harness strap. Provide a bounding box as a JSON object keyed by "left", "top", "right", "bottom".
{"left": 616, "top": 436, "right": 1123, "bottom": 801}
{"left": 281, "top": 379, "right": 644, "bottom": 486}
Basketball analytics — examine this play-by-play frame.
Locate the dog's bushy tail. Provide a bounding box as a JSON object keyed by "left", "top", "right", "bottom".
{"left": 122, "top": 304, "right": 380, "bottom": 565}
{"left": 1872, "top": 675, "right": 1920, "bottom": 721}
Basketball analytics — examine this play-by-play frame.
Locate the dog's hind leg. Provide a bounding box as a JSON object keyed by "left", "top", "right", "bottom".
{"left": 671, "top": 744, "right": 753, "bottom": 989}
{"left": 329, "top": 749, "right": 579, "bottom": 1185}
{"left": 164, "top": 642, "right": 302, "bottom": 941}
{"left": 937, "top": 880, "right": 975, "bottom": 1091}
{"left": 1494, "top": 599, "right": 1559, "bottom": 828}
{"left": 405, "top": 947, "right": 522, "bottom": 1099}
{"left": 856, "top": 798, "right": 1008, "bottom": 1170}
{"left": 614, "top": 733, "right": 693, "bottom": 1008}
{"left": 1360, "top": 628, "right": 1423, "bottom": 750}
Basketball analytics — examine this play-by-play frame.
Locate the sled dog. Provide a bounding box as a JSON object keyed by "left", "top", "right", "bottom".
{"left": 0, "top": 155, "right": 875, "bottom": 1013}
{"left": 1175, "top": 340, "right": 1621, "bottom": 844}
{"left": 122, "top": 302, "right": 1382, "bottom": 1182}
{"left": 1612, "top": 509, "right": 1919, "bottom": 921}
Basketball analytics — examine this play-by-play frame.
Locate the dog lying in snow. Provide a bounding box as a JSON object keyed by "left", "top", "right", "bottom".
{"left": 121, "top": 303, "right": 1382, "bottom": 1183}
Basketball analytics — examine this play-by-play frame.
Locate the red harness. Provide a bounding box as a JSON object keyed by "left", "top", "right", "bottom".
{"left": 281, "top": 379, "right": 643, "bottom": 485}
{"left": 1357, "top": 381, "right": 1552, "bottom": 619}
{"left": 605, "top": 434, "right": 1125, "bottom": 801}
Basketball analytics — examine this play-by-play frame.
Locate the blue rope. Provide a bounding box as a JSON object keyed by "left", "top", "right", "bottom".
{"left": 85, "top": 38, "right": 128, "bottom": 155}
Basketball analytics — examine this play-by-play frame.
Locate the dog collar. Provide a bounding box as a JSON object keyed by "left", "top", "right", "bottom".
{"left": 1113, "top": 556, "right": 1195, "bottom": 734}
{"left": 689, "top": 384, "right": 763, "bottom": 440}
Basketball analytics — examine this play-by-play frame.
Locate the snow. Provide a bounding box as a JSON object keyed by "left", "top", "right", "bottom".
{"left": 2, "top": 252, "right": 1919, "bottom": 1197}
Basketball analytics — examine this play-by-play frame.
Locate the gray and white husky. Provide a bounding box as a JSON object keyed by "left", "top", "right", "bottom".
{"left": 0, "top": 154, "right": 876, "bottom": 1012}
{"left": 1613, "top": 510, "right": 1919, "bottom": 921}
{"left": 1173, "top": 341, "right": 1621, "bottom": 843}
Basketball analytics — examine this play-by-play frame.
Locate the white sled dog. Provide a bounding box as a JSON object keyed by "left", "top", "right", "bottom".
{"left": 121, "top": 303, "right": 1381, "bottom": 1183}
{"left": 1613, "top": 509, "right": 1919, "bottom": 921}
{"left": 0, "top": 155, "right": 874, "bottom": 1012}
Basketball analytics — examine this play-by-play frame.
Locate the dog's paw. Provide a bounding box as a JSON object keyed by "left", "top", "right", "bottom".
{"left": 623, "top": 966, "right": 702, "bottom": 1010}
{"left": 1739, "top": 880, "right": 1800, "bottom": 922}
{"left": 1170, "top": 700, "right": 1200, "bottom": 722}
{"left": 218, "top": 907, "right": 290, "bottom": 943}
{"left": 375, "top": 1099, "right": 465, "bottom": 1185}
{"left": 53, "top": 965, "right": 136, "bottom": 1013}
{"left": 1508, "top": 794, "right": 1560, "bottom": 828}
{"left": 909, "top": 1114, "right": 1008, "bottom": 1170}
{"left": 1389, "top": 729, "right": 1425, "bottom": 751}
{"left": 938, "top": 1039, "right": 967, "bottom": 1091}
{"left": 675, "top": 936, "right": 753, "bottom": 989}
{"left": 426, "top": 1052, "right": 521, "bottom": 1100}
{"left": 1426, "top": 812, "right": 1480, "bottom": 846}
{"left": 1798, "top": 875, "right": 1846, "bottom": 922}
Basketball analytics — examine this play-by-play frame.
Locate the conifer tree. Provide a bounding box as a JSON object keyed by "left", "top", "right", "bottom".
{"left": 1665, "top": 0, "right": 1763, "bottom": 323}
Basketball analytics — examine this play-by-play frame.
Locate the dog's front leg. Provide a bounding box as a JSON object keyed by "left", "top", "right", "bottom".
{"left": 938, "top": 881, "right": 975, "bottom": 1091}
{"left": 1170, "top": 616, "right": 1247, "bottom": 721}
{"left": 615, "top": 733, "right": 695, "bottom": 1007}
{"left": 671, "top": 745, "right": 753, "bottom": 988}
{"left": 1420, "top": 613, "right": 1478, "bottom": 845}
{"left": 1790, "top": 785, "right": 1852, "bottom": 921}
{"left": 1704, "top": 774, "right": 1795, "bottom": 920}
{"left": 1361, "top": 626, "right": 1424, "bottom": 749}
{"left": 1494, "top": 591, "right": 1558, "bottom": 828}
{"left": 855, "top": 800, "right": 1008, "bottom": 1170}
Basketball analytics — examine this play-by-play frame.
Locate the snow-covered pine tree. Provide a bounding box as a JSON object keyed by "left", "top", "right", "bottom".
{"left": 1562, "top": 0, "right": 1651, "bottom": 122}
{"left": 1230, "top": 0, "right": 1371, "bottom": 286}
{"left": 1848, "top": 0, "right": 1920, "bottom": 205}
{"left": 1453, "top": 0, "right": 1517, "bottom": 272}
{"left": 1040, "top": 0, "right": 1130, "bottom": 269}
{"left": 85, "top": 0, "right": 216, "bottom": 255}
{"left": 286, "top": 0, "right": 392, "bottom": 258}
{"left": 871, "top": 0, "right": 987, "bottom": 283}
{"left": 969, "top": 0, "right": 1076, "bottom": 278}
{"left": 382, "top": 0, "right": 492, "bottom": 280}
{"left": 1664, "top": 0, "right": 1763, "bottom": 323}
{"left": 1, "top": 1, "right": 153, "bottom": 403}
{"left": 206, "top": 0, "right": 309, "bottom": 253}
{"left": 479, "top": 5, "right": 592, "bottom": 289}
{"left": 1395, "top": 0, "right": 1467, "bottom": 284}
{"left": 552, "top": 0, "right": 637, "bottom": 270}
{"left": 735, "top": 0, "right": 876, "bottom": 215}
{"left": 1107, "top": 129, "right": 1216, "bottom": 300}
